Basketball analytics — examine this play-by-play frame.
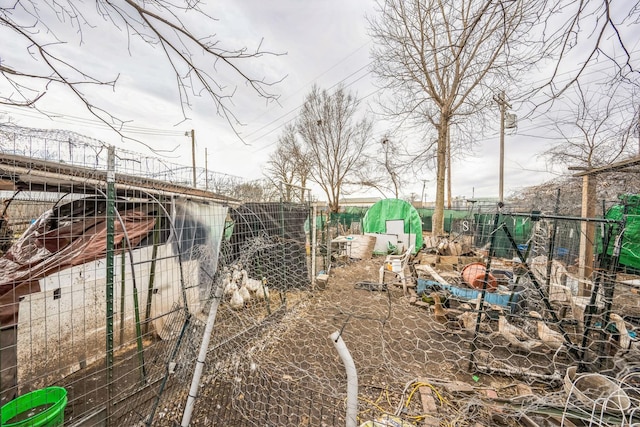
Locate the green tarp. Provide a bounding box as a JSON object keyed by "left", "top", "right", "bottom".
{"left": 604, "top": 194, "right": 640, "bottom": 270}
{"left": 362, "top": 199, "right": 423, "bottom": 253}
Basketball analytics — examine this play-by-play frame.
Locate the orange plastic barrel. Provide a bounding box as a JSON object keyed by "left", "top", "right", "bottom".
{"left": 461, "top": 262, "right": 497, "bottom": 292}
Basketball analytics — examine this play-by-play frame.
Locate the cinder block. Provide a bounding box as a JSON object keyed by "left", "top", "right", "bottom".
{"left": 316, "top": 274, "right": 329, "bottom": 290}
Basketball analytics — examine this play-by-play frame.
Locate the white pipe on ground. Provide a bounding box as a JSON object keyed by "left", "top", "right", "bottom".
{"left": 330, "top": 331, "right": 358, "bottom": 427}
{"left": 181, "top": 284, "right": 224, "bottom": 427}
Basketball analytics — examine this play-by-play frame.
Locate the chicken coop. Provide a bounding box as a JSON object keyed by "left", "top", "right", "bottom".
{"left": 0, "top": 126, "right": 315, "bottom": 426}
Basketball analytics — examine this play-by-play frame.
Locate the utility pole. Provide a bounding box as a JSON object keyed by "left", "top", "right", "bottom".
{"left": 494, "top": 92, "right": 512, "bottom": 203}
{"left": 204, "top": 147, "right": 209, "bottom": 191}
{"left": 637, "top": 109, "right": 640, "bottom": 155}
{"left": 188, "top": 129, "right": 196, "bottom": 187}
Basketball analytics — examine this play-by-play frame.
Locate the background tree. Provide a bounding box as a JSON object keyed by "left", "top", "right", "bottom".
{"left": 0, "top": 1, "right": 281, "bottom": 139}
{"left": 368, "top": 0, "right": 538, "bottom": 236}
{"left": 540, "top": 81, "right": 639, "bottom": 170}
{"left": 531, "top": 1, "right": 640, "bottom": 105}
{"left": 298, "top": 85, "right": 372, "bottom": 213}
{"left": 509, "top": 174, "right": 640, "bottom": 215}
{"left": 207, "top": 173, "right": 245, "bottom": 197}
{"left": 264, "top": 124, "right": 312, "bottom": 202}
{"left": 232, "top": 179, "right": 279, "bottom": 202}
{"left": 264, "top": 125, "right": 298, "bottom": 202}
{"left": 356, "top": 135, "right": 405, "bottom": 198}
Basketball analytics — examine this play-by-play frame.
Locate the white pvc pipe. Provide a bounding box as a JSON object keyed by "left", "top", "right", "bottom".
{"left": 330, "top": 331, "right": 358, "bottom": 427}
{"left": 181, "top": 284, "right": 224, "bottom": 427}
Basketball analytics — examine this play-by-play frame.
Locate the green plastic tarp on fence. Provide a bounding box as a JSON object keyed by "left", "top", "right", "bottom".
{"left": 362, "top": 199, "right": 422, "bottom": 253}
{"left": 604, "top": 194, "right": 640, "bottom": 270}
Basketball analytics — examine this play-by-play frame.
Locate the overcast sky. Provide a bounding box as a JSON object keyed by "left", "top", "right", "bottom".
{"left": 2, "top": 1, "right": 635, "bottom": 203}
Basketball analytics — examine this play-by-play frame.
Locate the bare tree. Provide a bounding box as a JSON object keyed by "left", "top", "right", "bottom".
{"left": 532, "top": 1, "right": 640, "bottom": 104}
{"left": 510, "top": 173, "right": 640, "bottom": 215}
{"left": 0, "top": 1, "right": 282, "bottom": 142}
{"left": 264, "top": 125, "right": 298, "bottom": 202}
{"left": 291, "top": 139, "right": 313, "bottom": 202}
{"left": 264, "top": 124, "right": 312, "bottom": 202}
{"left": 207, "top": 173, "right": 245, "bottom": 197}
{"left": 540, "top": 81, "right": 638, "bottom": 170}
{"left": 298, "top": 85, "right": 372, "bottom": 213}
{"left": 232, "top": 179, "right": 279, "bottom": 202}
{"left": 368, "top": 0, "right": 538, "bottom": 235}
{"left": 356, "top": 135, "right": 405, "bottom": 198}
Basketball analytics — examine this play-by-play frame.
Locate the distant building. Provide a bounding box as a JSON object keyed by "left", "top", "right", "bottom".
{"left": 338, "top": 197, "right": 381, "bottom": 208}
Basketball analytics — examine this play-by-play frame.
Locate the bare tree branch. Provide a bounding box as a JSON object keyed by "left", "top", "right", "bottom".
{"left": 539, "top": 80, "right": 639, "bottom": 171}
{"left": 297, "top": 85, "right": 372, "bottom": 212}
{"left": 368, "top": 0, "right": 539, "bottom": 234}
{"left": 0, "top": 0, "right": 284, "bottom": 149}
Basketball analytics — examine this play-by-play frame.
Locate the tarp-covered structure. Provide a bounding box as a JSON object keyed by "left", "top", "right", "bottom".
{"left": 362, "top": 199, "right": 422, "bottom": 254}
{"left": 0, "top": 195, "right": 228, "bottom": 403}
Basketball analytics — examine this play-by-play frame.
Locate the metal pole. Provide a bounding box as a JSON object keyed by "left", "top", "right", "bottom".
{"left": 311, "top": 204, "right": 317, "bottom": 288}
{"left": 543, "top": 190, "right": 561, "bottom": 293}
{"left": 469, "top": 208, "right": 501, "bottom": 371}
{"left": 105, "top": 146, "right": 116, "bottom": 418}
{"left": 494, "top": 92, "right": 511, "bottom": 203}
{"left": 181, "top": 284, "right": 224, "bottom": 427}
{"left": 190, "top": 129, "right": 196, "bottom": 187}
{"left": 204, "top": 147, "right": 209, "bottom": 191}
{"left": 447, "top": 131, "right": 452, "bottom": 209}
{"left": 499, "top": 94, "right": 505, "bottom": 203}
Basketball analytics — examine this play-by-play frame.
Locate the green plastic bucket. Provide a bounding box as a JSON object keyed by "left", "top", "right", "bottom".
{"left": 1, "top": 387, "right": 67, "bottom": 427}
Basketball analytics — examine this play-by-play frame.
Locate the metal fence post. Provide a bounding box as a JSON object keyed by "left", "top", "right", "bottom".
{"left": 106, "top": 145, "right": 116, "bottom": 419}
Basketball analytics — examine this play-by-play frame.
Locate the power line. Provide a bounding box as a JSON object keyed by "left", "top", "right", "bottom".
{"left": 248, "top": 64, "right": 375, "bottom": 147}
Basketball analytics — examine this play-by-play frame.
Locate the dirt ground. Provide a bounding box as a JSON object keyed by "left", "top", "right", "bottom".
{"left": 150, "top": 255, "right": 579, "bottom": 427}
{"left": 50, "top": 251, "right": 618, "bottom": 426}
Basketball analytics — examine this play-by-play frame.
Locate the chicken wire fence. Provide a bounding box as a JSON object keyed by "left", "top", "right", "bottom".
{"left": 2, "top": 124, "right": 639, "bottom": 426}
{"left": 161, "top": 204, "right": 639, "bottom": 427}
{"left": 0, "top": 154, "right": 236, "bottom": 425}
{"left": 184, "top": 196, "right": 639, "bottom": 427}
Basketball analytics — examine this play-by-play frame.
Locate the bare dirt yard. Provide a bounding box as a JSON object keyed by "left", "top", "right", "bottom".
{"left": 152, "top": 256, "right": 578, "bottom": 427}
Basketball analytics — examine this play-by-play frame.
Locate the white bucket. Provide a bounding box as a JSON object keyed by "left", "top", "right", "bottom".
{"left": 391, "top": 259, "right": 402, "bottom": 273}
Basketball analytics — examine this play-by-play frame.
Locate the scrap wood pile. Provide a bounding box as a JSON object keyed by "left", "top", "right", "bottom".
{"left": 379, "top": 236, "right": 640, "bottom": 425}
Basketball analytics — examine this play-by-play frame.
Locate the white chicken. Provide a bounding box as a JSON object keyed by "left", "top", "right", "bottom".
{"left": 255, "top": 279, "right": 270, "bottom": 300}
{"left": 231, "top": 264, "right": 243, "bottom": 284}
{"left": 223, "top": 277, "right": 238, "bottom": 296}
{"left": 610, "top": 313, "right": 632, "bottom": 350}
{"left": 241, "top": 269, "right": 262, "bottom": 293}
{"left": 230, "top": 288, "right": 244, "bottom": 310}
{"left": 498, "top": 315, "right": 543, "bottom": 351}
{"left": 529, "top": 311, "right": 565, "bottom": 349}
{"left": 239, "top": 284, "right": 251, "bottom": 303}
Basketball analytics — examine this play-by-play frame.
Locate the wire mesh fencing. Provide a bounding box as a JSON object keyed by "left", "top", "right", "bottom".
{"left": 0, "top": 127, "right": 236, "bottom": 426}
{"left": 2, "top": 123, "right": 639, "bottom": 427}
{"left": 159, "top": 202, "right": 640, "bottom": 427}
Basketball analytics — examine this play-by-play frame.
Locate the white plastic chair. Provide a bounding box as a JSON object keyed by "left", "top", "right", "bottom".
{"left": 379, "top": 245, "right": 414, "bottom": 295}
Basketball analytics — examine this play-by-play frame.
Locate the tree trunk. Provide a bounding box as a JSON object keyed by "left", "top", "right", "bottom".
{"left": 300, "top": 177, "right": 307, "bottom": 202}
{"left": 447, "top": 131, "right": 452, "bottom": 209}
{"left": 432, "top": 119, "right": 448, "bottom": 236}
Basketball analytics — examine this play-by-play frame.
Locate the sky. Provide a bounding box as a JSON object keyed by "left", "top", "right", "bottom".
{"left": 1, "top": 0, "right": 636, "bottom": 203}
